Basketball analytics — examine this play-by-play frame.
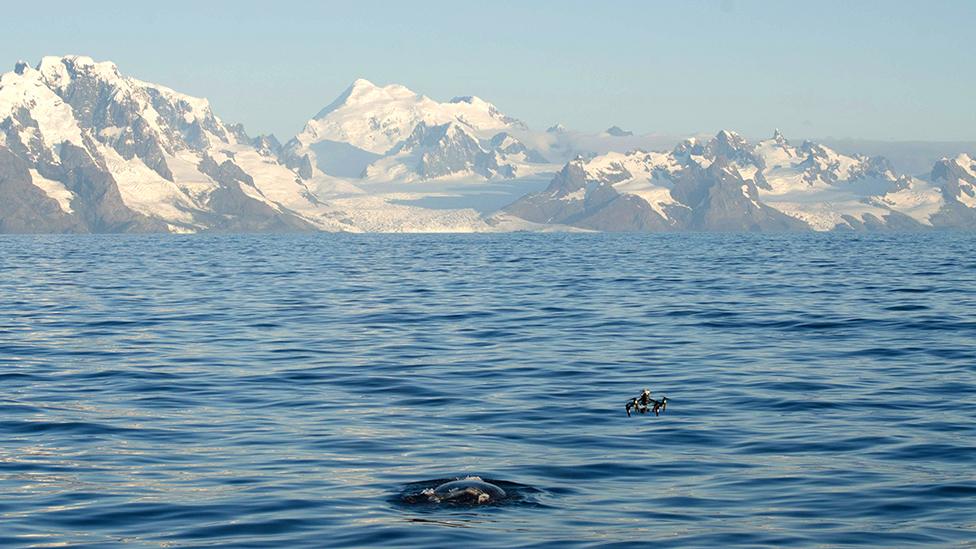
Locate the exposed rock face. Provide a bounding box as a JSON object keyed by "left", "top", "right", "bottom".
{"left": 52, "top": 140, "right": 169, "bottom": 232}
{"left": 927, "top": 154, "right": 976, "bottom": 228}
{"left": 194, "top": 152, "right": 318, "bottom": 231}
{"left": 279, "top": 143, "right": 315, "bottom": 180}
{"left": 670, "top": 159, "right": 808, "bottom": 231}
{"left": 0, "top": 147, "right": 84, "bottom": 233}
{"left": 251, "top": 134, "right": 282, "bottom": 157}
{"left": 34, "top": 55, "right": 229, "bottom": 181}
{"left": 504, "top": 160, "right": 676, "bottom": 231}
{"left": 504, "top": 161, "right": 590, "bottom": 224}
{"left": 397, "top": 122, "right": 498, "bottom": 179}
{"left": 359, "top": 121, "right": 548, "bottom": 182}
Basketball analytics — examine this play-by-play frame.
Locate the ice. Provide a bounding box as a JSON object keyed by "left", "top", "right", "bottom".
{"left": 101, "top": 146, "right": 197, "bottom": 224}
{"left": 877, "top": 178, "right": 943, "bottom": 225}
{"left": 29, "top": 169, "right": 74, "bottom": 213}
{"left": 0, "top": 68, "right": 86, "bottom": 152}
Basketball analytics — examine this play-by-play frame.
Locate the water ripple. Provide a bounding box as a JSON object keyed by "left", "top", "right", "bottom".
{"left": 0, "top": 232, "right": 974, "bottom": 547}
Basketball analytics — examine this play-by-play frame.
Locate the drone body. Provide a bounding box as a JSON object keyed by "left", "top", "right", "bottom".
{"left": 625, "top": 388, "right": 668, "bottom": 417}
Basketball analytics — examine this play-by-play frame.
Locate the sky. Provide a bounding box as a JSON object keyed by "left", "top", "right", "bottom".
{"left": 2, "top": 0, "right": 974, "bottom": 142}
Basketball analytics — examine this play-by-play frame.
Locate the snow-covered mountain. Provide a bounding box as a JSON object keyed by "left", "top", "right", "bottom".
{"left": 284, "top": 79, "right": 551, "bottom": 184}
{"left": 1, "top": 56, "right": 973, "bottom": 234}
{"left": 0, "top": 57, "right": 504, "bottom": 233}
{"left": 297, "top": 79, "right": 524, "bottom": 155}
{"left": 0, "top": 55, "right": 355, "bottom": 232}
{"left": 505, "top": 130, "right": 975, "bottom": 231}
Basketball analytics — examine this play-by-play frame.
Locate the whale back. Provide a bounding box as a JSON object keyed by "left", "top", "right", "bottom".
{"left": 432, "top": 477, "right": 507, "bottom": 503}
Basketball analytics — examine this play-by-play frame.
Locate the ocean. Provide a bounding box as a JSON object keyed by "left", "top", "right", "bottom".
{"left": 1, "top": 232, "right": 974, "bottom": 547}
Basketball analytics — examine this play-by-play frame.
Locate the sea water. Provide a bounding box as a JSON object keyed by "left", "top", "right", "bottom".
{"left": 1, "top": 232, "right": 974, "bottom": 547}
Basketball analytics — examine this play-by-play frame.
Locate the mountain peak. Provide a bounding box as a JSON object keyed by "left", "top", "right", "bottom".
{"left": 349, "top": 77, "right": 378, "bottom": 90}
{"left": 34, "top": 55, "right": 123, "bottom": 91}
{"left": 606, "top": 125, "right": 634, "bottom": 137}
{"left": 347, "top": 78, "right": 415, "bottom": 99}
{"left": 716, "top": 129, "right": 741, "bottom": 141}
{"left": 37, "top": 55, "right": 120, "bottom": 76}
{"left": 301, "top": 78, "right": 524, "bottom": 155}
{"left": 313, "top": 78, "right": 417, "bottom": 120}
{"left": 714, "top": 129, "right": 750, "bottom": 151}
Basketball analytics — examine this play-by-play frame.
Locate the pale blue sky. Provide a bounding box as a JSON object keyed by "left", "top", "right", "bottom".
{"left": 3, "top": 0, "right": 974, "bottom": 141}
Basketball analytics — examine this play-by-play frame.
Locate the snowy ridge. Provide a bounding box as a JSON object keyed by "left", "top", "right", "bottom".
{"left": 505, "top": 130, "right": 975, "bottom": 232}
{"left": 298, "top": 78, "right": 524, "bottom": 155}
{"left": 287, "top": 78, "right": 550, "bottom": 185}
{"left": 581, "top": 150, "right": 681, "bottom": 218}
{"left": 0, "top": 65, "right": 86, "bottom": 154}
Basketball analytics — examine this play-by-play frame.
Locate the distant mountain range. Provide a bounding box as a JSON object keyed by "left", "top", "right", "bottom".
{"left": 1, "top": 56, "right": 974, "bottom": 233}
{"left": 508, "top": 130, "right": 976, "bottom": 231}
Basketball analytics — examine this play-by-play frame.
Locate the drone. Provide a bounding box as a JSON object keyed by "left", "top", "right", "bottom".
{"left": 625, "top": 388, "right": 668, "bottom": 417}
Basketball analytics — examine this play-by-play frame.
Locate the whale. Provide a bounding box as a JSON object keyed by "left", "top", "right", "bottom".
{"left": 422, "top": 476, "right": 507, "bottom": 504}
